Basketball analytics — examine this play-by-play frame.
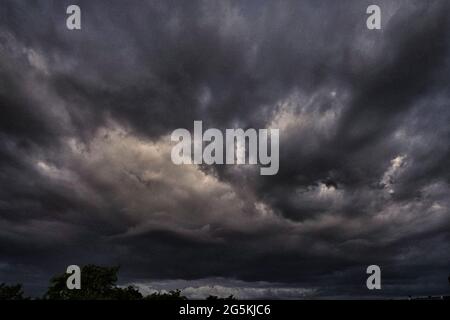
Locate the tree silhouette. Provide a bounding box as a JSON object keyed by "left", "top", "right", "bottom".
{"left": 0, "top": 283, "right": 27, "bottom": 300}
{"left": 42, "top": 264, "right": 188, "bottom": 300}
{"left": 144, "top": 289, "right": 187, "bottom": 300}
{"left": 44, "top": 265, "right": 142, "bottom": 300}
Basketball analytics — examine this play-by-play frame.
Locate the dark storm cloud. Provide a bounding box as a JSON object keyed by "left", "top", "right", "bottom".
{"left": 0, "top": 0, "right": 449, "bottom": 298}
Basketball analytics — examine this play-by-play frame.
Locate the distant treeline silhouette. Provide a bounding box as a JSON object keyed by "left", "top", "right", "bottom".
{"left": 3, "top": 265, "right": 449, "bottom": 300}
{"left": 0, "top": 265, "right": 235, "bottom": 300}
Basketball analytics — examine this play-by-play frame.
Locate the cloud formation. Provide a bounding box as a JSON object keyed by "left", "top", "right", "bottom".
{"left": 0, "top": 0, "right": 449, "bottom": 297}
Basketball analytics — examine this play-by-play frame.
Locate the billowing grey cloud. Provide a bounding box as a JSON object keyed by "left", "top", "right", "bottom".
{"left": 0, "top": 0, "right": 449, "bottom": 298}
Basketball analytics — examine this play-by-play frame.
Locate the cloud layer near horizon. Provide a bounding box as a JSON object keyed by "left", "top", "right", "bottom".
{"left": 0, "top": 0, "right": 449, "bottom": 297}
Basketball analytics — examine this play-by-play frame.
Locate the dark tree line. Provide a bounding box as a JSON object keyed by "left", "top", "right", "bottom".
{"left": 0, "top": 264, "right": 235, "bottom": 300}
{"left": 0, "top": 283, "right": 27, "bottom": 300}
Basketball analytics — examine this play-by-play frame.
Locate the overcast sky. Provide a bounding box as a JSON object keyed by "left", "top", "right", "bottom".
{"left": 0, "top": 0, "right": 449, "bottom": 298}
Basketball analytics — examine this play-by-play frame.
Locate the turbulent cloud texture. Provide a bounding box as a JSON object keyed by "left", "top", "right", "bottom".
{"left": 0, "top": 0, "right": 449, "bottom": 298}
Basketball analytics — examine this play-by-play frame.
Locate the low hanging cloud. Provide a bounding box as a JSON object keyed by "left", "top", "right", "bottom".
{"left": 129, "top": 278, "right": 318, "bottom": 300}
